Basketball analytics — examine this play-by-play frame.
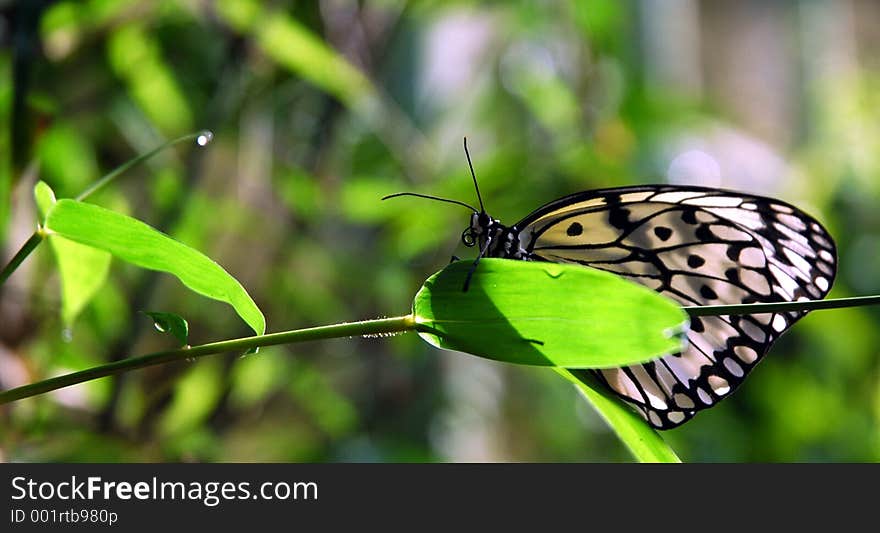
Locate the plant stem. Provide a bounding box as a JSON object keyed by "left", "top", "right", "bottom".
{"left": 6, "top": 293, "right": 880, "bottom": 405}
{"left": 683, "top": 295, "right": 880, "bottom": 316}
{"left": 76, "top": 130, "right": 212, "bottom": 201}
{"left": 0, "top": 315, "right": 415, "bottom": 405}
{"left": 0, "top": 131, "right": 213, "bottom": 287}
{"left": 0, "top": 229, "right": 44, "bottom": 286}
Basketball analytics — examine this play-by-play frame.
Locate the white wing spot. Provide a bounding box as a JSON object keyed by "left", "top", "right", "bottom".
{"left": 739, "top": 247, "right": 767, "bottom": 268}
{"left": 619, "top": 192, "right": 654, "bottom": 202}
{"left": 653, "top": 363, "right": 677, "bottom": 395}
{"left": 630, "top": 366, "right": 668, "bottom": 409}
{"left": 696, "top": 387, "right": 714, "bottom": 405}
{"left": 651, "top": 191, "right": 706, "bottom": 203}
{"left": 773, "top": 222, "right": 810, "bottom": 247}
{"left": 688, "top": 332, "right": 719, "bottom": 364}
{"left": 771, "top": 204, "right": 795, "bottom": 214}
{"left": 740, "top": 270, "right": 772, "bottom": 296}
{"left": 776, "top": 213, "right": 807, "bottom": 231}
{"left": 664, "top": 354, "right": 706, "bottom": 387}
{"left": 782, "top": 247, "right": 814, "bottom": 282}
{"left": 723, "top": 357, "right": 744, "bottom": 377}
{"left": 816, "top": 259, "right": 835, "bottom": 276}
{"left": 708, "top": 375, "right": 731, "bottom": 396}
{"left": 601, "top": 369, "right": 642, "bottom": 403}
{"left": 683, "top": 196, "right": 744, "bottom": 208}
{"left": 772, "top": 314, "right": 788, "bottom": 333}
{"left": 734, "top": 345, "right": 758, "bottom": 364}
{"left": 739, "top": 318, "right": 768, "bottom": 343}
{"left": 673, "top": 393, "right": 695, "bottom": 409}
{"left": 813, "top": 233, "right": 832, "bottom": 248}
{"left": 709, "top": 224, "right": 752, "bottom": 241}
{"left": 768, "top": 263, "right": 801, "bottom": 299}
{"left": 816, "top": 276, "right": 829, "bottom": 292}
{"left": 668, "top": 411, "right": 686, "bottom": 424}
{"left": 704, "top": 207, "right": 764, "bottom": 230}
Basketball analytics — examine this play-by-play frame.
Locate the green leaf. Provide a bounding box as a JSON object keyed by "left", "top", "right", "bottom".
{"left": 143, "top": 311, "right": 190, "bottom": 347}
{"left": 106, "top": 24, "right": 193, "bottom": 135}
{"left": 34, "top": 180, "right": 57, "bottom": 221}
{"left": 35, "top": 180, "right": 112, "bottom": 328}
{"left": 158, "top": 358, "right": 225, "bottom": 436}
{"left": 217, "top": 0, "right": 372, "bottom": 106}
{"left": 51, "top": 237, "right": 112, "bottom": 329}
{"left": 413, "top": 259, "right": 687, "bottom": 368}
{"left": 44, "top": 199, "right": 266, "bottom": 336}
{"left": 555, "top": 368, "right": 681, "bottom": 463}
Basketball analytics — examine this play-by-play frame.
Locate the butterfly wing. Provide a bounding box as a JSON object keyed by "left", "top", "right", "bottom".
{"left": 513, "top": 185, "right": 837, "bottom": 429}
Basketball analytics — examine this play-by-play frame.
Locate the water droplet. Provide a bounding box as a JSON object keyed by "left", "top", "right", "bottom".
{"left": 196, "top": 130, "right": 214, "bottom": 147}
{"left": 362, "top": 331, "right": 403, "bottom": 339}
{"left": 185, "top": 357, "right": 196, "bottom": 363}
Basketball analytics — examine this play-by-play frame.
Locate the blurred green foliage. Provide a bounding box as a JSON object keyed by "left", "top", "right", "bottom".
{"left": 0, "top": 0, "right": 878, "bottom": 462}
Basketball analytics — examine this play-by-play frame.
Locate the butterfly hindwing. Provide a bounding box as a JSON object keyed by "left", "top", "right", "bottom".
{"left": 510, "top": 185, "right": 836, "bottom": 429}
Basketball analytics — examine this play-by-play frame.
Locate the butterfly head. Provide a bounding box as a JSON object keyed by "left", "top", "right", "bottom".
{"left": 461, "top": 211, "right": 493, "bottom": 247}
{"left": 461, "top": 211, "right": 526, "bottom": 260}
{"left": 382, "top": 138, "right": 526, "bottom": 264}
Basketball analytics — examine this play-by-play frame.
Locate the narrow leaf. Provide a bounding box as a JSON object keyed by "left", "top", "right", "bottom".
{"left": 413, "top": 259, "right": 688, "bottom": 368}
{"left": 35, "top": 180, "right": 112, "bottom": 328}
{"left": 217, "top": 0, "right": 372, "bottom": 106}
{"left": 34, "top": 180, "right": 57, "bottom": 221}
{"left": 555, "top": 368, "right": 681, "bottom": 463}
{"left": 51, "top": 237, "right": 112, "bottom": 328}
{"left": 44, "top": 199, "right": 265, "bottom": 336}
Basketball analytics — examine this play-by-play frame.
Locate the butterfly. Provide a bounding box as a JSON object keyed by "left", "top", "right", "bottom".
{"left": 385, "top": 140, "right": 837, "bottom": 429}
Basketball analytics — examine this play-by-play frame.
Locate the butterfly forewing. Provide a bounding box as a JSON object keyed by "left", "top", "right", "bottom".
{"left": 511, "top": 186, "right": 836, "bottom": 429}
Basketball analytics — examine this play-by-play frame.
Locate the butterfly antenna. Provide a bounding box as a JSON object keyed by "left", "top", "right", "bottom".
{"left": 463, "top": 137, "right": 485, "bottom": 214}
{"left": 382, "top": 192, "right": 478, "bottom": 213}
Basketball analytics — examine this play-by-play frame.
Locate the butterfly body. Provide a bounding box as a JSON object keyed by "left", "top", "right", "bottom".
{"left": 462, "top": 185, "right": 837, "bottom": 429}
{"left": 464, "top": 212, "right": 529, "bottom": 260}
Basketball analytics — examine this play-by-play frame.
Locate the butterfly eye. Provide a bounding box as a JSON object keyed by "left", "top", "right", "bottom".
{"left": 461, "top": 227, "right": 477, "bottom": 247}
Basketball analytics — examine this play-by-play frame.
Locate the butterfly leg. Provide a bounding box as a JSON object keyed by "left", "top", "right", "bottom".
{"left": 462, "top": 238, "right": 492, "bottom": 292}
